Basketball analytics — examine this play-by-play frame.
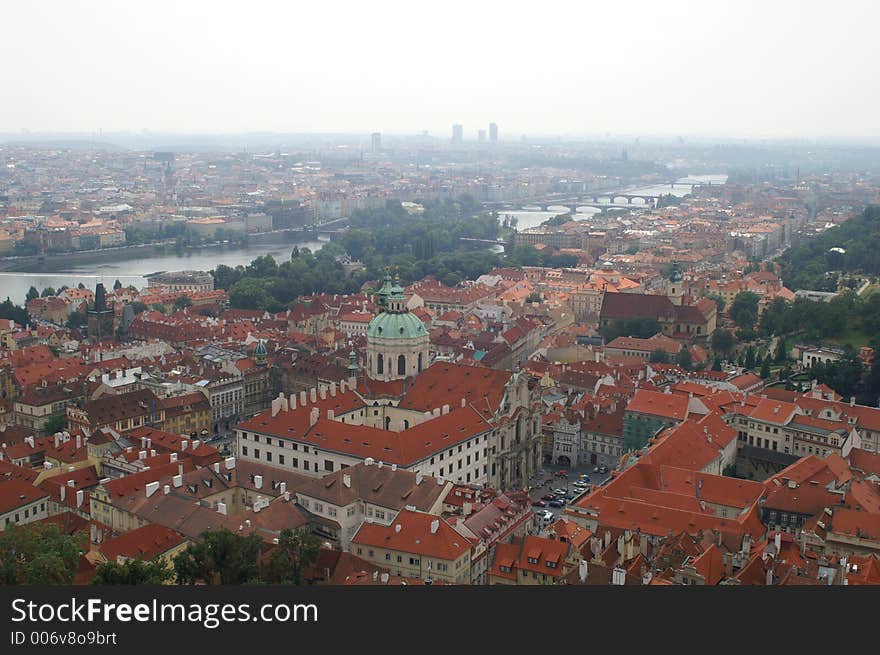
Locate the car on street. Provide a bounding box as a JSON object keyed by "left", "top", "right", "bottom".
{"left": 598, "top": 465, "right": 608, "bottom": 474}
{"left": 532, "top": 500, "right": 547, "bottom": 507}
{"left": 541, "top": 493, "right": 555, "bottom": 501}
{"left": 548, "top": 500, "right": 564, "bottom": 508}
{"left": 553, "top": 488, "right": 567, "bottom": 496}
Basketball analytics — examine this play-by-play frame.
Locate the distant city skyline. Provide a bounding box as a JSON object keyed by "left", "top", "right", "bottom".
{"left": 2, "top": 1, "right": 879, "bottom": 140}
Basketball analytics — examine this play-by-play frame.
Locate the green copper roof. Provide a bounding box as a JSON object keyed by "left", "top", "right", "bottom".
{"left": 367, "top": 310, "right": 426, "bottom": 339}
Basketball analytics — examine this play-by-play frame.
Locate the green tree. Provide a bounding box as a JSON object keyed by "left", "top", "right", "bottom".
{"left": 729, "top": 291, "right": 760, "bottom": 329}
{"left": 173, "top": 529, "right": 263, "bottom": 585}
{"left": 774, "top": 340, "right": 787, "bottom": 363}
{"left": 113, "top": 279, "right": 122, "bottom": 290}
{"left": 44, "top": 414, "right": 67, "bottom": 435}
{"left": 130, "top": 301, "right": 148, "bottom": 315}
{"left": 261, "top": 529, "right": 321, "bottom": 585}
{"left": 526, "top": 292, "right": 542, "bottom": 304}
{"left": 0, "top": 523, "right": 85, "bottom": 585}
{"left": 745, "top": 346, "right": 756, "bottom": 369}
{"left": 92, "top": 558, "right": 173, "bottom": 585}
{"left": 675, "top": 348, "right": 693, "bottom": 370}
{"left": 26, "top": 286, "right": 39, "bottom": 302}
{"left": 710, "top": 328, "right": 735, "bottom": 356}
{"left": 649, "top": 349, "right": 670, "bottom": 363}
{"left": 760, "top": 358, "right": 771, "bottom": 379}
{"left": 40, "top": 287, "right": 56, "bottom": 298}
{"left": 172, "top": 295, "right": 193, "bottom": 312}
{"left": 66, "top": 311, "right": 86, "bottom": 330}
{"left": 712, "top": 356, "right": 723, "bottom": 371}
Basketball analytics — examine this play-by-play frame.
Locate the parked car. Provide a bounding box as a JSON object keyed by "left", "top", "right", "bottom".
{"left": 541, "top": 493, "right": 556, "bottom": 501}
{"left": 579, "top": 475, "right": 590, "bottom": 483}
{"left": 598, "top": 465, "right": 608, "bottom": 474}
{"left": 593, "top": 466, "right": 600, "bottom": 473}
{"left": 532, "top": 499, "right": 547, "bottom": 508}
{"left": 548, "top": 500, "right": 564, "bottom": 508}
{"left": 553, "top": 488, "right": 567, "bottom": 496}
{"left": 572, "top": 482, "right": 588, "bottom": 490}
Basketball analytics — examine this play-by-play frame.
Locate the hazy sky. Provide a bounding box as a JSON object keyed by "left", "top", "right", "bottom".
{"left": 2, "top": 0, "right": 878, "bottom": 140}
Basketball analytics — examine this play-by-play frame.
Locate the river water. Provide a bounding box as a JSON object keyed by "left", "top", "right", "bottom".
{"left": 0, "top": 174, "right": 727, "bottom": 304}
{"left": 0, "top": 239, "right": 328, "bottom": 304}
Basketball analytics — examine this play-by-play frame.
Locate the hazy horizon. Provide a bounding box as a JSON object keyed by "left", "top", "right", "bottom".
{"left": 2, "top": 0, "right": 879, "bottom": 141}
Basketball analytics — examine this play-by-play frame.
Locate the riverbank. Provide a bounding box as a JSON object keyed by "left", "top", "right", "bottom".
{"left": 0, "top": 228, "right": 323, "bottom": 273}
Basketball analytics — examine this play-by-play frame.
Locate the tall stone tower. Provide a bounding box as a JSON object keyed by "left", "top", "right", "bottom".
{"left": 87, "top": 283, "right": 115, "bottom": 343}
{"left": 667, "top": 260, "right": 684, "bottom": 306}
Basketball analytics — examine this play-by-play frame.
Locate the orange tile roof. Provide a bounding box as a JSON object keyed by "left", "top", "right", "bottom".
{"left": 351, "top": 509, "right": 472, "bottom": 561}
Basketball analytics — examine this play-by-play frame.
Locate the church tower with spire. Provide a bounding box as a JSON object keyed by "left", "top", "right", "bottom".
{"left": 365, "top": 271, "right": 429, "bottom": 381}
{"left": 667, "top": 260, "right": 684, "bottom": 306}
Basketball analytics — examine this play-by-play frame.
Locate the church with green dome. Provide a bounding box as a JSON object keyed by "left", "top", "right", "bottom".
{"left": 366, "top": 272, "right": 429, "bottom": 381}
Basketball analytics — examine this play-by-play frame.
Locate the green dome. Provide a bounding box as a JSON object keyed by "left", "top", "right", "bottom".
{"left": 367, "top": 311, "right": 426, "bottom": 340}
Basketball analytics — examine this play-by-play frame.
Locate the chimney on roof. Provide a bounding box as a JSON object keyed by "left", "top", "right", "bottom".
{"left": 774, "top": 532, "right": 782, "bottom": 552}
{"left": 181, "top": 440, "right": 188, "bottom": 451}
{"left": 330, "top": 382, "right": 337, "bottom": 397}
{"left": 432, "top": 408, "right": 441, "bottom": 418}
{"left": 578, "top": 559, "right": 588, "bottom": 583}
{"left": 310, "top": 407, "right": 320, "bottom": 427}
{"left": 245, "top": 519, "right": 251, "bottom": 529}
{"left": 280, "top": 395, "right": 288, "bottom": 413}
{"left": 787, "top": 479, "right": 797, "bottom": 489}
{"left": 54, "top": 434, "right": 61, "bottom": 448}
{"left": 604, "top": 530, "right": 611, "bottom": 549}
{"left": 391, "top": 463, "right": 397, "bottom": 472}
{"left": 163, "top": 484, "right": 170, "bottom": 495}
{"left": 289, "top": 394, "right": 297, "bottom": 411}
{"left": 300, "top": 390, "right": 308, "bottom": 407}
{"left": 217, "top": 502, "right": 227, "bottom": 515}
{"left": 461, "top": 397, "right": 466, "bottom": 408}
{"left": 850, "top": 396, "right": 855, "bottom": 407}
{"left": 340, "top": 380, "right": 347, "bottom": 394}
{"left": 173, "top": 474, "right": 182, "bottom": 488}
{"left": 213, "top": 462, "right": 220, "bottom": 473}
{"left": 377, "top": 461, "right": 384, "bottom": 469}
{"left": 327, "top": 409, "right": 335, "bottom": 420}
{"left": 149, "top": 449, "right": 156, "bottom": 457}
{"left": 225, "top": 457, "right": 236, "bottom": 470}
{"left": 310, "top": 388, "right": 318, "bottom": 404}
{"left": 145, "top": 481, "right": 160, "bottom": 498}
{"left": 319, "top": 387, "right": 327, "bottom": 401}
{"left": 365, "top": 457, "right": 374, "bottom": 466}
{"left": 279, "top": 481, "right": 287, "bottom": 495}
{"left": 254, "top": 475, "right": 263, "bottom": 490}
{"left": 395, "top": 524, "right": 402, "bottom": 533}
{"left": 138, "top": 450, "right": 147, "bottom": 460}
{"left": 430, "top": 519, "right": 440, "bottom": 534}
{"left": 343, "top": 474, "right": 351, "bottom": 488}
{"left": 170, "top": 452, "right": 178, "bottom": 462}
{"left": 416, "top": 473, "right": 423, "bottom": 485}
{"left": 60, "top": 486, "right": 66, "bottom": 502}
{"left": 25, "top": 436, "right": 34, "bottom": 448}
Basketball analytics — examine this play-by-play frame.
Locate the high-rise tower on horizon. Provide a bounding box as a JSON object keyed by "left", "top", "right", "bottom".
{"left": 489, "top": 122, "right": 498, "bottom": 143}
